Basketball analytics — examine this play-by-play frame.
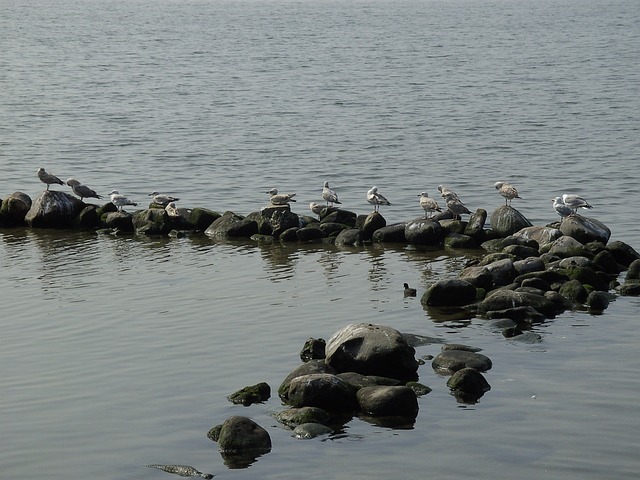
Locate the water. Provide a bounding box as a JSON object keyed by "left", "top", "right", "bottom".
{"left": 1, "top": 0, "right": 640, "bottom": 478}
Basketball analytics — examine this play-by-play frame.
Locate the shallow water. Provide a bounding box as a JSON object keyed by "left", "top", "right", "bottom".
{"left": 1, "top": 0, "right": 640, "bottom": 478}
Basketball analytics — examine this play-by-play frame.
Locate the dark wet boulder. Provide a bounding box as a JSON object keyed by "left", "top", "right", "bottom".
{"left": 618, "top": 282, "right": 640, "bottom": 296}
{"left": 561, "top": 265, "right": 613, "bottom": 292}
{"left": 275, "top": 406, "right": 331, "bottom": 429}
{"left": 606, "top": 241, "right": 640, "bottom": 268}
{"left": 432, "top": 348, "right": 492, "bottom": 374}
{"left": 372, "top": 223, "right": 407, "bottom": 243}
{"left": 356, "top": 386, "right": 418, "bottom": 418}
{"left": 406, "top": 381, "right": 432, "bottom": 396}
{"left": 132, "top": 208, "right": 172, "bottom": 235}
{"left": 515, "top": 269, "right": 570, "bottom": 291}
{"left": 334, "top": 228, "right": 363, "bottom": 246}
{"left": 73, "top": 205, "right": 101, "bottom": 229}
{"left": 544, "top": 290, "right": 574, "bottom": 312}
{"left": 447, "top": 367, "right": 491, "bottom": 403}
{"left": 296, "top": 226, "right": 323, "bottom": 242}
{"left": 360, "top": 212, "right": 386, "bottom": 240}
{"left": 484, "top": 305, "right": 547, "bottom": 323}
{"left": 205, "top": 211, "right": 258, "bottom": 238}
{"left": 254, "top": 206, "right": 299, "bottom": 237}
{"left": 459, "top": 265, "right": 493, "bottom": 290}
{"left": 490, "top": 205, "right": 533, "bottom": 237}
{"left": 211, "top": 415, "right": 272, "bottom": 455}
{"left": 278, "top": 360, "right": 335, "bottom": 400}
{"left": 626, "top": 259, "right": 640, "bottom": 281}
{"left": 560, "top": 215, "right": 611, "bottom": 245}
{"left": 558, "top": 279, "right": 588, "bottom": 303}
{"left": 325, "top": 323, "right": 419, "bottom": 381}
{"left": 503, "top": 244, "right": 539, "bottom": 260}
{"left": 0, "top": 192, "right": 32, "bottom": 226}
{"left": 318, "top": 222, "right": 347, "bottom": 238}
{"left": 279, "top": 227, "right": 299, "bottom": 242}
{"left": 513, "top": 226, "right": 563, "bottom": 248}
{"left": 404, "top": 218, "right": 445, "bottom": 246}
{"left": 485, "top": 258, "right": 517, "bottom": 287}
{"left": 421, "top": 279, "right": 477, "bottom": 307}
{"left": 479, "top": 289, "right": 558, "bottom": 318}
{"left": 25, "top": 191, "right": 85, "bottom": 228}
{"left": 521, "top": 277, "right": 551, "bottom": 291}
{"left": 592, "top": 249, "right": 622, "bottom": 274}
{"left": 300, "top": 338, "right": 326, "bottom": 362}
{"left": 463, "top": 208, "right": 487, "bottom": 240}
{"left": 444, "top": 233, "right": 478, "bottom": 249}
{"left": 188, "top": 207, "right": 221, "bottom": 231}
{"left": 586, "top": 290, "right": 610, "bottom": 312}
{"left": 513, "top": 257, "right": 545, "bottom": 276}
{"left": 286, "top": 373, "right": 358, "bottom": 412}
{"left": 336, "top": 372, "right": 403, "bottom": 390}
{"left": 103, "top": 211, "right": 135, "bottom": 232}
{"left": 292, "top": 423, "right": 334, "bottom": 439}
{"left": 548, "top": 236, "right": 587, "bottom": 258}
{"left": 227, "top": 382, "right": 271, "bottom": 406}
{"left": 321, "top": 209, "right": 357, "bottom": 227}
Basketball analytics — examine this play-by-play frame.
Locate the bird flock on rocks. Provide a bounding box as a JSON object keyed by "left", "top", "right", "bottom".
{"left": 36, "top": 168, "right": 593, "bottom": 220}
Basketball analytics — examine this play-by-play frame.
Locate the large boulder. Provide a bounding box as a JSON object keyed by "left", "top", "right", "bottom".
{"left": 321, "top": 209, "right": 357, "bottom": 227}
{"left": 278, "top": 360, "right": 335, "bottom": 400}
{"left": 209, "top": 416, "right": 272, "bottom": 465}
{"left": 25, "top": 191, "right": 85, "bottom": 228}
{"left": 513, "top": 226, "right": 563, "bottom": 248}
{"left": 432, "top": 349, "right": 492, "bottom": 374}
{"left": 560, "top": 215, "right": 611, "bottom": 245}
{"left": 205, "top": 211, "right": 258, "bottom": 238}
{"left": 372, "top": 223, "right": 407, "bottom": 243}
{"left": 463, "top": 208, "right": 487, "bottom": 240}
{"left": 606, "top": 241, "right": 640, "bottom": 268}
{"left": 479, "top": 289, "right": 558, "bottom": 318}
{"left": 334, "top": 228, "right": 363, "bottom": 247}
{"left": 547, "top": 236, "right": 587, "bottom": 258}
{"left": 188, "top": 207, "right": 221, "bottom": 231}
{"left": 360, "top": 212, "right": 386, "bottom": 240}
{"left": 258, "top": 206, "right": 300, "bottom": 237}
{"left": 490, "top": 205, "right": 533, "bottom": 237}
{"left": 356, "top": 386, "right": 418, "bottom": 418}
{"left": 102, "top": 211, "right": 134, "bottom": 232}
{"left": 420, "top": 279, "right": 477, "bottom": 307}
{"left": 132, "top": 208, "right": 172, "bottom": 235}
{"left": 0, "top": 192, "right": 32, "bottom": 226}
{"left": 286, "top": 373, "right": 357, "bottom": 412}
{"left": 484, "top": 257, "right": 517, "bottom": 287}
{"left": 404, "top": 218, "right": 445, "bottom": 246}
{"left": 325, "top": 323, "right": 419, "bottom": 381}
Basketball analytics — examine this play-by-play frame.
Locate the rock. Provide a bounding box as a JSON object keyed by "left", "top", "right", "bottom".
{"left": 0, "top": 192, "right": 32, "bottom": 225}
{"left": 560, "top": 215, "right": 611, "bottom": 245}
{"left": 318, "top": 222, "right": 347, "bottom": 238}
{"left": 484, "top": 258, "right": 517, "bottom": 287}
{"left": 586, "top": 291, "right": 610, "bottom": 312}
{"left": 606, "top": 241, "right": 640, "bottom": 268}
{"left": 626, "top": 259, "right": 640, "bottom": 280}
{"left": 292, "top": 423, "right": 333, "bottom": 439}
{"left": 205, "top": 211, "right": 258, "bottom": 238}
{"left": 275, "top": 406, "right": 331, "bottom": 428}
{"left": 484, "top": 305, "right": 548, "bottom": 323}
{"left": 188, "top": 207, "right": 221, "bottom": 231}
{"left": 404, "top": 218, "right": 445, "bottom": 246}
{"left": 286, "top": 373, "right": 358, "bottom": 412}
{"left": 227, "top": 382, "right": 271, "bottom": 406}
{"left": 325, "top": 323, "right": 419, "bottom": 381}
{"left": 592, "top": 250, "right": 622, "bottom": 274}
{"left": 213, "top": 415, "right": 272, "bottom": 456}
{"left": 444, "top": 233, "right": 478, "bottom": 249}
{"left": 360, "top": 212, "right": 386, "bottom": 240}
{"left": 334, "top": 228, "right": 363, "bottom": 247}
{"left": 300, "top": 338, "right": 326, "bottom": 362}
{"left": 279, "top": 227, "right": 299, "bottom": 241}
{"left": 513, "top": 226, "right": 563, "bottom": 248}
{"left": 405, "top": 381, "right": 432, "bottom": 396}
{"left": 548, "top": 236, "right": 587, "bottom": 258}
{"left": 259, "top": 207, "right": 300, "bottom": 237}
{"left": 459, "top": 265, "right": 493, "bottom": 290}
{"left": 490, "top": 205, "right": 533, "bottom": 237}
{"left": 102, "top": 211, "right": 134, "bottom": 232}
{"left": 562, "top": 265, "right": 613, "bottom": 292}
{"left": 544, "top": 290, "right": 575, "bottom": 312}
{"left": 372, "top": 223, "right": 407, "bottom": 243}
{"left": 356, "top": 386, "right": 418, "bottom": 418}
{"left": 463, "top": 208, "right": 487, "bottom": 240}
{"left": 502, "top": 244, "right": 539, "bottom": 259}
{"left": 432, "top": 349, "right": 492, "bottom": 374}
{"left": 278, "top": 360, "right": 335, "bottom": 400}
{"left": 558, "top": 279, "right": 588, "bottom": 303}
{"left": 336, "top": 372, "right": 403, "bottom": 390}
{"left": 73, "top": 205, "right": 101, "bottom": 229}
{"left": 25, "top": 191, "right": 85, "bottom": 228}
{"left": 447, "top": 367, "right": 491, "bottom": 403}
{"left": 521, "top": 277, "right": 551, "bottom": 291}
{"left": 513, "top": 257, "right": 545, "bottom": 276}
{"left": 420, "top": 279, "right": 477, "bottom": 307}
{"left": 479, "top": 289, "right": 558, "bottom": 318}
{"left": 619, "top": 282, "right": 640, "bottom": 296}
{"left": 296, "top": 226, "right": 323, "bottom": 242}
{"left": 321, "top": 209, "right": 357, "bottom": 227}
{"left": 132, "top": 208, "right": 171, "bottom": 235}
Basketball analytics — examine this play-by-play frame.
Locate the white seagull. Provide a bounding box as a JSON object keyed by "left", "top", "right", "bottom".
{"left": 445, "top": 196, "right": 472, "bottom": 220}
{"left": 562, "top": 193, "right": 593, "bottom": 214}
{"left": 149, "top": 191, "right": 180, "bottom": 207}
{"left": 366, "top": 186, "right": 391, "bottom": 212}
{"left": 494, "top": 181, "right": 522, "bottom": 206}
{"left": 552, "top": 196, "right": 573, "bottom": 220}
{"left": 309, "top": 202, "right": 324, "bottom": 217}
{"left": 66, "top": 178, "right": 102, "bottom": 201}
{"left": 109, "top": 190, "right": 138, "bottom": 212}
{"left": 437, "top": 184, "right": 459, "bottom": 201}
{"left": 37, "top": 167, "right": 64, "bottom": 190}
{"left": 322, "top": 181, "right": 341, "bottom": 206}
{"left": 417, "top": 192, "right": 441, "bottom": 218}
{"left": 165, "top": 202, "right": 180, "bottom": 217}
{"left": 267, "top": 188, "right": 296, "bottom": 205}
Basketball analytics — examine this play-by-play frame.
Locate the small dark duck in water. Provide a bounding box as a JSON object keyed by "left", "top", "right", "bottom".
{"left": 147, "top": 464, "right": 214, "bottom": 479}
{"left": 403, "top": 283, "right": 417, "bottom": 297}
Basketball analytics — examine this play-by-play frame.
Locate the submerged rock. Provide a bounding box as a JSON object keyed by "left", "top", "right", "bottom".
{"left": 227, "top": 382, "right": 271, "bottom": 406}
{"left": 421, "top": 279, "right": 477, "bottom": 307}
{"left": 446, "top": 367, "right": 491, "bottom": 403}
{"left": 132, "top": 208, "right": 172, "bottom": 235}
{"left": 432, "top": 348, "right": 492, "bottom": 374}
{"left": 278, "top": 360, "right": 335, "bottom": 400}
{"left": 205, "top": 211, "right": 258, "bottom": 238}
{"left": 404, "top": 217, "right": 444, "bottom": 246}
{"left": 292, "top": 423, "right": 334, "bottom": 439}
{"left": 211, "top": 415, "right": 272, "bottom": 454}
{"left": 286, "top": 373, "right": 358, "bottom": 412}
{"left": 275, "top": 406, "right": 331, "bottom": 429}
{"left": 356, "top": 385, "right": 418, "bottom": 418}
{"left": 0, "top": 192, "right": 32, "bottom": 226}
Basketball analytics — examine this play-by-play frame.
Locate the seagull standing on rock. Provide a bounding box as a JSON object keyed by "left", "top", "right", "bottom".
{"left": 267, "top": 188, "right": 296, "bottom": 205}
{"left": 322, "top": 181, "right": 341, "bottom": 206}
{"left": 366, "top": 186, "right": 391, "bottom": 212}
{"left": 417, "top": 192, "right": 441, "bottom": 218}
{"left": 149, "top": 191, "right": 180, "bottom": 207}
{"left": 37, "top": 167, "right": 64, "bottom": 190}
{"left": 109, "top": 190, "right": 138, "bottom": 212}
{"left": 66, "top": 178, "right": 102, "bottom": 201}
{"left": 561, "top": 193, "right": 593, "bottom": 214}
{"left": 552, "top": 196, "right": 573, "bottom": 220}
{"left": 494, "top": 181, "right": 522, "bottom": 206}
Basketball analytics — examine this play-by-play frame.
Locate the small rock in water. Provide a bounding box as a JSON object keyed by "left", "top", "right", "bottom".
{"left": 147, "top": 464, "right": 214, "bottom": 479}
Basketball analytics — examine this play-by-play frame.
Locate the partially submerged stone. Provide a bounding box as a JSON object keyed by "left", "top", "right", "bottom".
{"left": 205, "top": 211, "right": 258, "bottom": 238}
{"left": 421, "top": 279, "right": 477, "bottom": 307}
{"left": 25, "top": 191, "right": 85, "bottom": 228}
{"left": 446, "top": 367, "right": 491, "bottom": 403}
{"left": 356, "top": 385, "right": 418, "bottom": 418}
{"left": 286, "top": 373, "right": 358, "bottom": 412}
{"left": 292, "top": 423, "right": 333, "bottom": 439}
{"left": 432, "top": 348, "right": 492, "bottom": 374}
{"left": 275, "top": 406, "right": 331, "bottom": 429}
{"left": 0, "top": 192, "right": 32, "bottom": 226}
{"left": 227, "top": 382, "right": 271, "bottom": 406}
{"left": 211, "top": 415, "right": 272, "bottom": 454}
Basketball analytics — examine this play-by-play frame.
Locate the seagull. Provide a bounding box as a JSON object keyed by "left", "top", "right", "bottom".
{"left": 417, "top": 192, "right": 441, "bottom": 218}
{"left": 66, "top": 178, "right": 102, "bottom": 201}
{"left": 562, "top": 193, "right": 593, "bottom": 214}
{"left": 267, "top": 188, "right": 296, "bottom": 205}
{"left": 109, "top": 190, "right": 137, "bottom": 212}
{"left": 437, "top": 184, "right": 459, "bottom": 201}
{"left": 403, "top": 283, "right": 417, "bottom": 297}
{"left": 445, "top": 196, "right": 472, "bottom": 220}
{"left": 552, "top": 196, "right": 573, "bottom": 220}
{"left": 494, "top": 181, "right": 522, "bottom": 206}
{"left": 165, "top": 202, "right": 180, "bottom": 217}
{"left": 309, "top": 202, "right": 324, "bottom": 217}
{"left": 366, "top": 186, "right": 391, "bottom": 212}
{"left": 37, "top": 167, "right": 64, "bottom": 190}
{"left": 149, "top": 191, "right": 180, "bottom": 207}
{"left": 322, "top": 181, "right": 341, "bottom": 206}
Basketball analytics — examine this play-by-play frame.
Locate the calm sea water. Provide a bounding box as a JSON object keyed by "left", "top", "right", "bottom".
{"left": 1, "top": 0, "right": 640, "bottom": 479}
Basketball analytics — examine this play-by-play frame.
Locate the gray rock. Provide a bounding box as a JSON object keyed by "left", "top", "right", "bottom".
{"left": 213, "top": 415, "right": 272, "bottom": 454}
{"left": 404, "top": 218, "right": 445, "bottom": 246}
{"left": 618, "top": 282, "right": 640, "bottom": 296}
{"left": 292, "top": 423, "right": 333, "bottom": 439}
{"left": 544, "top": 290, "right": 574, "bottom": 312}
{"left": 187, "top": 208, "right": 221, "bottom": 231}
{"left": 485, "top": 257, "right": 517, "bottom": 287}
{"left": 432, "top": 349, "right": 492, "bottom": 374}
{"left": 626, "top": 259, "right": 640, "bottom": 280}
{"left": 444, "top": 233, "right": 478, "bottom": 249}
{"left": 513, "top": 226, "right": 563, "bottom": 248}
{"left": 490, "top": 205, "right": 533, "bottom": 237}
{"left": 562, "top": 264, "right": 613, "bottom": 292}
{"left": 279, "top": 227, "right": 299, "bottom": 242}
{"left": 592, "top": 249, "right": 622, "bottom": 274}
{"left": 484, "top": 305, "right": 548, "bottom": 323}
{"left": 286, "top": 373, "right": 358, "bottom": 412}
{"left": 0, "top": 192, "right": 32, "bottom": 225}
{"left": 521, "top": 277, "right": 551, "bottom": 291}
{"left": 260, "top": 206, "right": 300, "bottom": 237}
{"left": 73, "top": 205, "right": 101, "bottom": 229}
{"left": 559, "top": 256, "right": 596, "bottom": 269}
{"left": 325, "top": 323, "right": 419, "bottom": 381}
{"left": 147, "top": 465, "right": 213, "bottom": 479}
{"left": 318, "top": 222, "right": 347, "bottom": 238}
{"left": 479, "top": 289, "right": 558, "bottom": 318}
{"left": 102, "top": 211, "right": 134, "bottom": 232}
{"left": 278, "top": 360, "right": 335, "bottom": 400}
{"left": 275, "top": 406, "right": 331, "bottom": 428}
{"left": 356, "top": 385, "right": 418, "bottom": 418}
{"left": 334, "top": 228, "right": 363, "bottom": 246}
{"left": 586, "top": 290, "right": 610, "bottom": 312}
{"left": 558, "top": 279, "right": 588, "bottom": 304}
{"left": 205, "top": 211, "right": 258, "bottom": 238}
{"left": 296, "top": 226, "right": 324, "bottom": 242}
{"left": 463, "top": 208, "right": 487, "bottom": 240}
{"left": 421, "top": 279, "right": 477, "bottom": 307}
{"left": 227, "top": 382, "right": 271, "bottom": 406}
{"left": 459, "top": 265, "right": 493, "bottom": 290}
{"left": 25, "top": 191, "right": 85, "bottom": 228}
{"left": 321, "top": 209, "right": 357, "bottom": 227}
{"left": 606, "top": 241, "right": 640, "bottom": 268}
{"left": 502, "top": 244, "right": 539, "bottom": 259}
{"left": 548, "top": 236, "right": 587, "bottom": 258}
{"left": 360, "top": 212, "right": 386, "bottom": 240}
{"left": 372, "top": 223, "right": 407, "bottom": 243}
{"left": 132, "top": 208, "right": 172, "bottom": 235}
{"left": 560, "top": 215, "right": 611, "bottom": 245}
{"left": 336, "top": 372, "right": 403, "bottom": 390}
{"left": 446, "top": 367, "right": 491, "bottom": 403}
{"left": 513, "top": 257, "right": 545, "bottom": 276}
{"left": 300, "top": 338, "right": 326, "bottom": 362}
